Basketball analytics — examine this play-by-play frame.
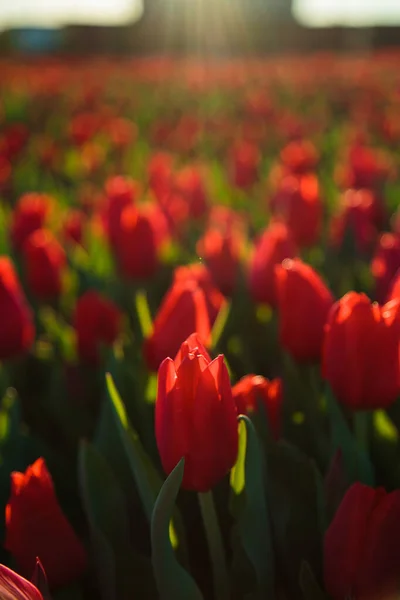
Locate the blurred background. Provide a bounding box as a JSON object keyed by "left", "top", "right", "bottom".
{"left": 1, "top": 0, "right": 400, "bottom": 54}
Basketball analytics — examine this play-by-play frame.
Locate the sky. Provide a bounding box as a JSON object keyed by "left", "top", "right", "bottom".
{"left": 0, "top": 0, "right": 400, "bottom": 29}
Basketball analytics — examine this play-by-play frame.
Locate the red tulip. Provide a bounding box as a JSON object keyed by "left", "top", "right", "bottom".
{"left": 324, "top": 482, "right": 400, "bottom": 600}
{"left": 275, "top": 259, "right": 334, "bottom": 362}
{"left": 330, "top": 189, "right": 378, "bottom": 255}
{"left": 148, "top": 152, "right": 173, "bottom": 202}
{"left": 229, "top": 141, "right": 260, "bottom": 189}
{"left": 270, "top": 174, "right": 322, "bottom": 248}
{"left": 249, "top": 223, "right": 297, "bottom": 307}
{"left": 280, "top": 140, "right": 318, "bottom": 175}
{"left": 5, "top": 458, "right": 87, "bottom": 589}
{"left": 173, "top": 263, "right": 226, "bottom": 325}
{"left": 23, "top": 229, "right": 66, "bottom": 300}
{"left": 63, "top": 209, "right": 85, "bottom": 246}
{"left": 103, "top": 176, "right": 140, "bottom": 248}
{"left": 0, "top": 257, "right": 34, "bottom": 360}
{"left": 371, "top": 233, "right": 400, "bottom": 304}
{"left": 11, "top": 193, "right": 52, "bottom": 252}
{"left": 322, "top": 292, "right": 400, "bottom": 409}
{"left": 173, "top": 166, "right": 208, "bottom": 219}
{"left": 0, "top": 563, "right": 43, "bottom": 600}
{"left": 74, "top": 290, "right": 121, "bottom": 364}
{"left": 144, "top": 279, "right": 212, "bottom": 372}
{"left": 156, "top": 334, "right": 238, "bottom": 491}
{"left": 197, "top": 228, "right": 241, "bottom": 296}
{"left": 232, "top": 375, "right": 282, "bottom": 439}
{"left": 116, "top": 206, "right": 159, "bottom": 280}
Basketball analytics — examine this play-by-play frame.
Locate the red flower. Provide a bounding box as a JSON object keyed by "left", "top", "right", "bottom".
{"left": 371, "top": 233, "right": 400, "bottom": 304}
{"left": 11, "top": 193, "right": 52, "bottom": 252}
{"left": 156, "top": 334, "right": 238, "bottom": 491}
{"left": 173, "top": 263, "right": 226, "bottom": 325}
{"left": 322, "top": 292, "right": 400, "bottom": 409}
{"left": 0, "top": 257, "right": 34, "bottom": 360}
{"left": 173, "top": 166, "right": 208, "bottom": 219}
{"left": 5, "top": 458, "right": 87, "bottom": 589}
{"left": 229, "top": 141, "right": 260, "bottom": 189}
{"left": 74, "top": 290, "right": 121, "bottom": 364}
{"left": 0, "top": 563, "right": 43, "bottom": 600}
{"left": 63, "top": 210, "right": 85, "bottom": 246}
{"left": 324, "top": 482, "right": 400, "bottom": 600}
{"left": 249, "top": 223, "right": 297, "bottom": 307}
{"left": 232, "top": 375, "right": 282, "bottom": 439}
{"left": 280, "top": 140, "right": 318, "bottom": 175}
{"left": 103, "top": 176, "right": 140, "bottom": 248}
{"left": 197, "top": 228, "right": 241, "bottom": 296}
{"left": 116, "top": 206, "right": 159, "bottom": 280}
{"left": 275, "top": 259, "right": 334, "bottom": 362}
{"left": 144, "top": 279, "right": 212, "bottom": 372}
{"left": 330, "top": 189, "right": 378, "bottom": 255}
{"left": 270, "top": 174, "right": 322, "bottom": 248}
{"left": 148, "top": 152, "right": 173, "bottom": 202}
{"left": 23, "top": 229, "right": 66, "bottom": 300}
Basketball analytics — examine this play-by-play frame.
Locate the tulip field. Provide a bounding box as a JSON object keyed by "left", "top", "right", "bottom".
{"left": 2, "top": 53, "right": 400, "bottom": 599}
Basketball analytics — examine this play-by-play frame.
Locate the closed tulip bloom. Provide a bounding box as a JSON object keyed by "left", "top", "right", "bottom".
{"left": 330, "top": 189, "right": 378, "bottom": 256}
{"left": 0, "top": 564, "right": 44, "bottom": 600}
{"left": 249, "top": 223, "right": 297, "bottom": 307}
{"left": 144, "top": 280, "right": 212, "bottom": 372}
{"left": 23, "top": 229, "right": 66, "bottom": 300}
{"left": 0, "top": 257, "right": 34, "bottom": 360}
{"left": 173, "top": 263, "right": 226, "bottom": 325}
{"left": 371, "top": 233, "right": 400, "bottom": 304}
{"left": 63, "top": 209, "right": 85, "bottom": 246}
{"left": 275, "top": 259, "right": 334, "bottom": 362}
{"left": 323, "top": 292, "right": 400, "bottom": 409}
{"left": 74, "top": 290, "right": 121, "bottom": 364}
{"left": 5, "top": 458, "right": 87, "bottom": 589}
{"left": 270, "top": 174, "right": 322, "bottom": 248}
{"left": 229, "top": 141, "right": 260, "bottom": 189}
{"left": 104, "top": 176, "right": 140, "bottom": 248}
{"left": 173, "top": 166, "right": 208, "bottom": 219}
{"left": 232, "top": 375, "right": 282, "bottom": 439}
{"left": 148, "top": 152, "right": 173, "bottom": 202}
{"left": 11, "top": 193, "right": 52, "bottom": 252}
{"left": 197, "top": 228, "right": 241, "bottom": 296}
{"left": 324, "top": 482, "right": 400, "bottom": 600}
{"left": 116, "top": 206, "right": 158, "bottom": 280}
{"left": 156, "top": 334, "right": 238, "bottom": 491}
{"left": 280, "top": 139, "right": 318, "bottom": 175}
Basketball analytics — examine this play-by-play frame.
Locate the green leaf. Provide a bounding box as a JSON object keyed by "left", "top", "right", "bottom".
{"left": 233, "top": 415, "right": 275, "bottom": 599}
{"left": 210, "top": 300, "right": 231, "bottom": 350}
{"left": 326, "top": 386, "right": 374, "bottom": 486}
{"left": 230, "top": 418, "right": 246, "bottom": 495}
{"left": 151, "top": 459, "right": 203, "bottom": 600}
{"left": 135, "top": 290, "right": 153, "bottom": 338}
{"left": 300, "top": 562, "right": 328, "bottom": 600}
{"left": 266, "top": 442, "right": 324, "bottom": 597}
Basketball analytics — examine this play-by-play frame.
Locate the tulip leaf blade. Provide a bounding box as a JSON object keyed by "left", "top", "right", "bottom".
{"left": 230, "top": 417, "right": 247, "bottom": 495}
{"left": 151, "top": 459, "right": 204, "bottom": 600}
{"left": 326, "top": 386, "right": 374, "bottom": 486}
{"left": 235, "top": 415, "right": 275, "bottom": 599}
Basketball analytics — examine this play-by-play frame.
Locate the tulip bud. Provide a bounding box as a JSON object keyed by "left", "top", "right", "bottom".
{"left": 323, "top": 292, "right": 400, "bottom": 409}
{"left": 0, "top": 257, "right": 34, "bottom": 360}
{"left": 173, "top": 166, "right": 208, "bottom": 219}
{"left": 74, "top": 290, "right": 121, "bottom": 364}
{"left": 11, "top": 193, "right": 52, "bottom": 252}
{"left": 5, "top": 458, "right": 87, "bottom": 589}
{"left": 371, "top": 233, "right": 400, "bottom": 304}
{"left": 173, "top": 263, "right": 226, "bottom": 325}
{"left": 103, "top": 176, "right": 140, "bottom": 248}
{"left": 249, "top": 223, "right": 297, "bottom": 307}
{"left": 156, "top": 334, "right": 238, "bottom": 491}
{"left": 23, "top": 229, "right": 66, "bottom": 300}
{"left": 270, "top": 174, "right": 322, "bottom": 248}
{"left": 144, "top": 279, "right": 212, "bottom": 372}
{"left": 324, "top": 482, "right": 400, "bottom": 600}
{"left": 116, "top": 206, "right": 159, "bottom": 281}
{"left": 275, "top": 259, "right": 334, "bottom": 363}
{"left": 232, "top": 375, "right": 282, "bottom": 439}
{"left": 197, "top": 228, "right": 241, "bottom": 296}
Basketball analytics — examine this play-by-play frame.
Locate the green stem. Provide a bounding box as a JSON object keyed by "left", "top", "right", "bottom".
{"left": 198, "top": 490, "right": 230, "bottom": 600}
{"left": 354, "top": 411, "right": 369, "bottom": 455}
